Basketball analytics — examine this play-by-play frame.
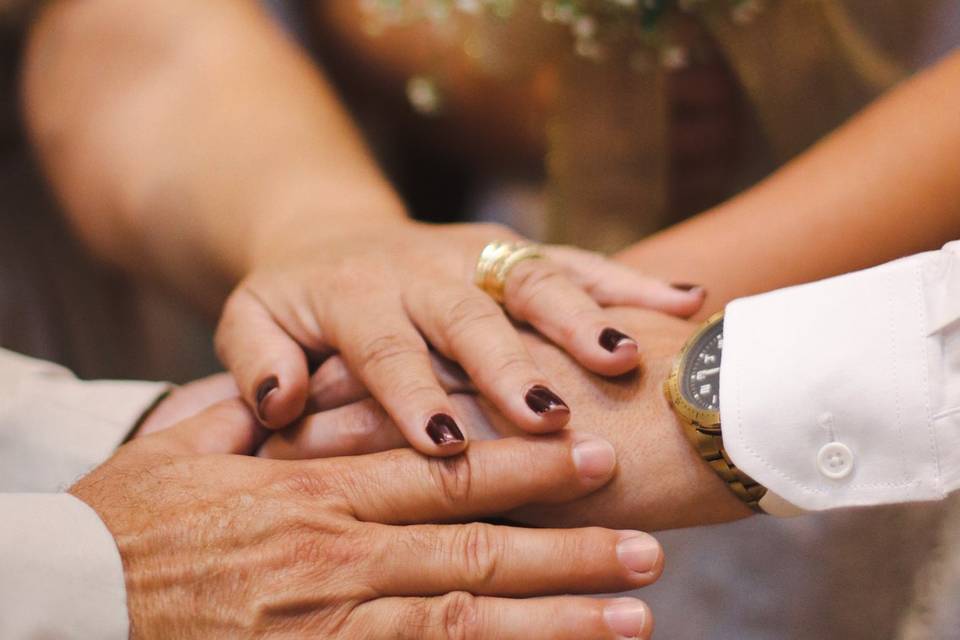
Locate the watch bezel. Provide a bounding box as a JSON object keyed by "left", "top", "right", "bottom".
{"left": 665, "top": 310, "right": 724, "bottom": 432}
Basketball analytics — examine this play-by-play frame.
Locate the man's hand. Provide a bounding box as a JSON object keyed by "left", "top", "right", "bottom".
{"left": 135, "top": 373, "right": 239, "bottom": 437}
{"left": 261, "top": 309, "right": 752, "bottom": 531}
{"left": 71, "top": 400, "right": 662, "bottom": 639}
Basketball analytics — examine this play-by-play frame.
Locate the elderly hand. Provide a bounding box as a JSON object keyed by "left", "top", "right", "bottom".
{"left": 72, "top": 400, "right": 663, "bottom": 639}
{"left": 260, "top": 308, "right": 752, "bottom": 532}
{"left": 215, "top": 220, "right": 705, "bottom": 457}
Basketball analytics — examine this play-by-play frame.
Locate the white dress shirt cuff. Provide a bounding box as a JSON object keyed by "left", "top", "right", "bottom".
{"left": 0, "top": 493, "right": 129, "bottom": 639}
{"left": 721, "top": 247, "right": 960, "bottom": 512}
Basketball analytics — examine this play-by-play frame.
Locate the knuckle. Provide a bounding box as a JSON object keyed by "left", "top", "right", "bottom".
{"left": 278, "top": 467, "right": 344, "bottom": 504}
{"left": 436, "top": 591, "right": 483, "bottom": 640}
{"left": 508, "top": 263, "right": 565, "bottom": 312}
{"left": 427, "top": 454, "right": 474, "bottom": 506}
{"left": 455, "top": 523, "right": 502, "bottom": 588}
{"left": 489, "top": 350, "right": 533, "bottom": 379}
{"left": 469, "top": 348, "right": 532, "bottom": 388}
{"left": 357, "top": 333, "right": 424, "bottom": 374}
{"left": 442, "top": 294, "right": 503, "bottom": 338}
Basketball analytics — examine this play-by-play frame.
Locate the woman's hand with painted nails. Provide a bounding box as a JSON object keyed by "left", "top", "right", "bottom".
{"left": 215, "top": 220, "right": 705, "bottom": 456}
{"left": 260, "top": 309, "right": 752, "bottom": 533}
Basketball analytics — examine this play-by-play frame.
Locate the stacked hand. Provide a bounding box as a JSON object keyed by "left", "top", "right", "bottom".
{"left": 215, "top": 221, "right": 704, "bottom": 455}
{"left": 76, "top": 401, "right": 663, "bottom": 639}
{"left": 257, "top": 308, "right": 751, "bottom": 532}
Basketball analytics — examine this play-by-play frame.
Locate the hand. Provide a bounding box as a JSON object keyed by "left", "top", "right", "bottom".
{"left": 260, "top": 309, "right": 752, "bottom": 531}
{"left": 71, "top": 400, "right": 663, "bottom": 639}
{"left": 135, "top": 373, "right": 239, "bottom": 437}
{"left": 215, "top": 220, "right": 705, "bottom": 457}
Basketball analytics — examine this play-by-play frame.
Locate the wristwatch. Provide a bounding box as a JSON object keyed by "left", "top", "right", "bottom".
{"left": 664, "top": 311, "right": 768, "bottom": 512}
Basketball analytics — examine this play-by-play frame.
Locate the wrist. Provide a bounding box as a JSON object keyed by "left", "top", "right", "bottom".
{"left": 242, "top": 173, "right": 410, "bottom": 274}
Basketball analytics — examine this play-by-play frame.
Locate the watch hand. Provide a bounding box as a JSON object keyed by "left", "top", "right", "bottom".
{"left": 696, "top": 367, "right": 721, "bottom": 379}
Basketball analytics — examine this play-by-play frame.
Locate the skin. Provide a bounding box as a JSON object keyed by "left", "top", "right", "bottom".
{"left": 254, "top": 309, "right": 753, "bottom": 532}
{"left": 22, "top": 0, "right": 703, "bottom": 458}
{"left": 619, "top": 50, "right": 960, "bottom": 316}
{"left": 77, "top": 400, "right": 664, "bottom": 639}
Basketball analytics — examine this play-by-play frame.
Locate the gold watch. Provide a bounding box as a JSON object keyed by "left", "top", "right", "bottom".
{"left": 664, "top": 311, "right": 767, "bottom": 512}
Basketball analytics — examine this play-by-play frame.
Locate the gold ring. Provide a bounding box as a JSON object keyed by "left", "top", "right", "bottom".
{"left": 474, "top": 241, "right": 545, "bottom": 303}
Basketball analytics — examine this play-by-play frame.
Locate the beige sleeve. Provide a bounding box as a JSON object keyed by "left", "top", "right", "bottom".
{"left": 0, "top": 349, "right": 174, "bottom": 637}
{"left": 0, "top": 348, "right": 171, "bottom": 492}
{"left": 0, "top": 493, "right": 129, "bottom": 639}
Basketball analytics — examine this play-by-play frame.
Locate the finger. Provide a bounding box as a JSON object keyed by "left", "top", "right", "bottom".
{"left": 502, "top": 259, "right": 641, "bottom": 376}
{"left": 546, "top": 244, "right": 707, "bottom": 318}
{"left": 409, "top": 286, "right": 571, "bottom": 433}
{"left": 135, "top": 373, "right": 239, "bottom": 437}
{"left": 138, "top": 399, "right": 267, "bottom": 457}
{"left": 372, "top": 523, "right": 663, "bottom": 596}
{"left": 215, "top": 288, "right": 310, "bottom": 429}
{"left": 350, "top": 595, "right": 653, "bottom": 640}
{"left": 259, "top": 394, "right": 497, "bottom": 460}
{"left": 259, "top": 398, "right": 406, "bottom": 459}
{"left": 329, "top": 431, "right": 616, "bottom": 524}
{"left": 305, "top": 352, "right": 472, "bottom": 413}
{"left": 331, "top": 296, "right": 468, "bottom": 456}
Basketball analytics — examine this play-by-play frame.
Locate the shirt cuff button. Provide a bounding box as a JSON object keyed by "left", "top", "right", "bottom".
{"left": 817, "top": 442, "right": 854, "bottom": 480}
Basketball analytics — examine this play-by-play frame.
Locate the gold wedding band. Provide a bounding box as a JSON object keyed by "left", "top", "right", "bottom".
{"left": 474, "top": 241, "right": 545, "bottom": 303}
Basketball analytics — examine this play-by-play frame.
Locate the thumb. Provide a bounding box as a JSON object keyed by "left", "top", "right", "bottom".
{"left": 139, "top": 399, "right": 267, "bottom": 456}
{"left": 215, "top": 287, "right": 311, "bottom": 429}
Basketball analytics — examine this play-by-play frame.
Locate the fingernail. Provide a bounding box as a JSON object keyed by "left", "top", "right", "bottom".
{"left": 256, "top": 375, "right": 279, "bottom": 421}
{"left": 599, "top": 328, "right": 637, "bottom": 353}
{"left": 617, "top": 532, "right": 661, "bottom": 575}
{"left": 525, "top": 385, "right": 570, "bottom": 416}
{"left": 571, "top": 434, "right": 616, "bottom": 481}
{"left": 604, "top": 599, "right": 650, "bottom": 639}
{"left": 426, "top": 414, "right": 465, "bottom": 446}
{"left": 671, "top": 282, "right": 705, "bottom": 295}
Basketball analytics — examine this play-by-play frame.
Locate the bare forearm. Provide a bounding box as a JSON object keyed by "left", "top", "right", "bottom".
{"left": 22, "top": 0, "right": 405, "bottom": 311}
{"left": 619, "top": 50, "right": 960, "bottom": 317}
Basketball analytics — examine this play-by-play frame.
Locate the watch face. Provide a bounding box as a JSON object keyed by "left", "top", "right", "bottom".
{"left": 681, "top": 318, "right": 723, "bottom": 412}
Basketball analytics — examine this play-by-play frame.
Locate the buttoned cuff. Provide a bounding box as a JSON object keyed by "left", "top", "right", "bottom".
{"left": 720, "top": 250, "right": 952, "bottom": 512}
{"left": 0, "top": 493, "right": 129, "bottom": 639}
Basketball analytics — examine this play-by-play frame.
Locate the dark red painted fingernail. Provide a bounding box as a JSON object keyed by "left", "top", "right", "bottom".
{"left": 256, "top": 375, "right": 279, "bottom": 421}
{"left": 599, "top": 328, "right": 637, "bottom": 353}
{"left": 525, "top": 385, "right": 570, "bottom": 416}
{"left": 671, "top": 282, "right": 705, "bottom": 294}
{"left": 426, "top": 414, "right": 465, "bottom": 446}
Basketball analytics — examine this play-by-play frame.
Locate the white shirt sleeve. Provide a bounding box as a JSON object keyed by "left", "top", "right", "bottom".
{"left": 0, "top": 348, "right": 171, "bottom": 492}
{"left": 721, "top": 242, "right": 960, "bottom": 513}
{"left": 0, "top": 494, "right": 130, "bottom": 640}
{"left": 0, "top": 349, "right": 171, "bottom": 637}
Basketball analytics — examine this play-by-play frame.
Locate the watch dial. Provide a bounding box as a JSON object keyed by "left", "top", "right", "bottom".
{"left": 681, "top": 319, "right": 723, "bottom": 412}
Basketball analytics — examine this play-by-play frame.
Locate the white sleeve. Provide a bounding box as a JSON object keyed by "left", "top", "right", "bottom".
{"left": 0, "top": 493, "right": 129, "bottom": 639}
{"left": 0, "top": 349, "right": 171, "bottom": 492}
{"left": 721, "top": 242, "right": 960, "bottom": 513}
